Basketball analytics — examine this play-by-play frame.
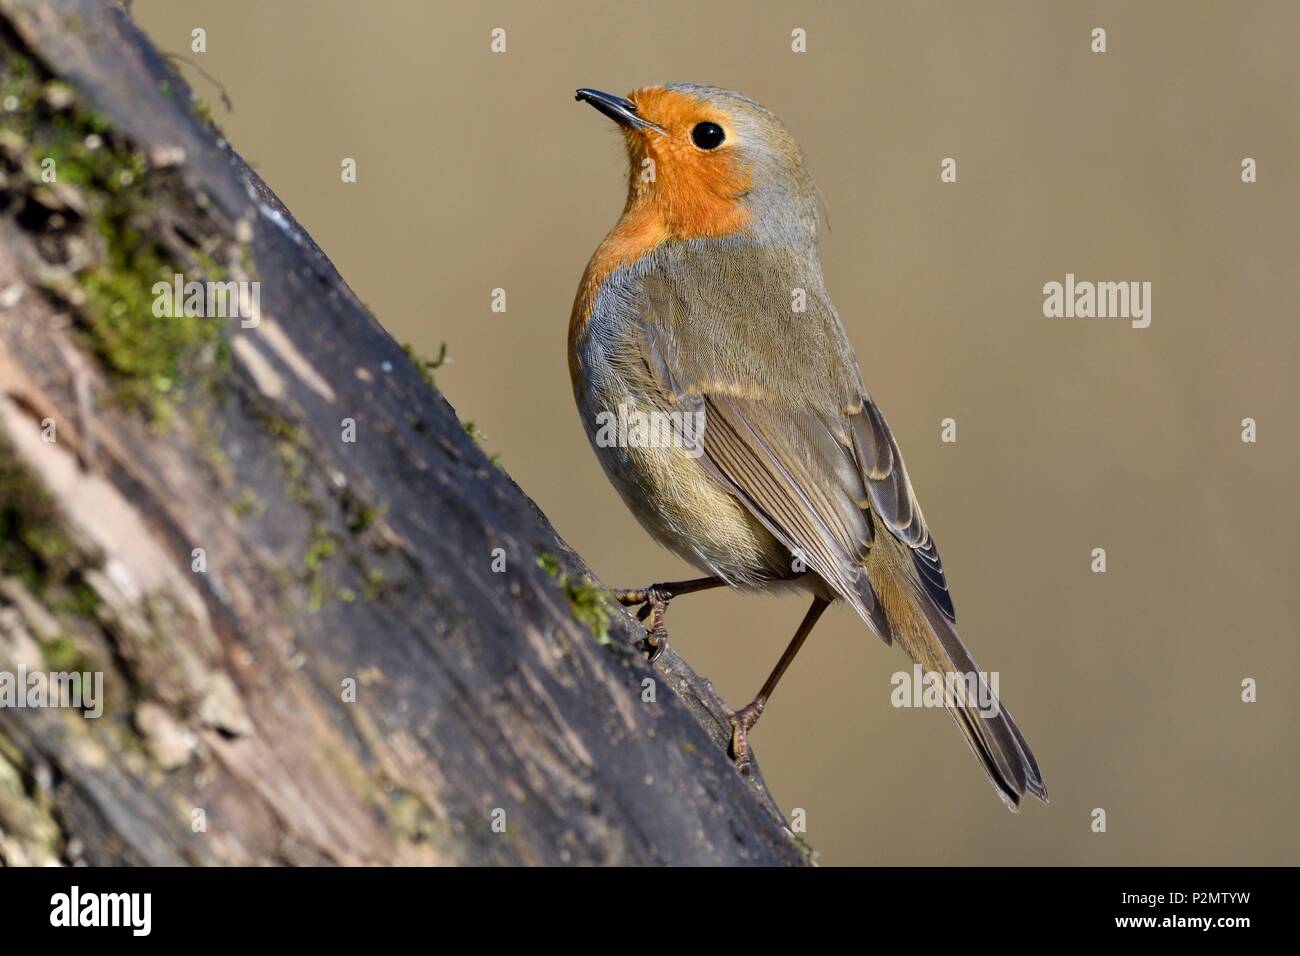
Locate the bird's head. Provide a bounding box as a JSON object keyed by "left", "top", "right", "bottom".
{"left": 575, "top": 84, "right": 820, "bottom": 249}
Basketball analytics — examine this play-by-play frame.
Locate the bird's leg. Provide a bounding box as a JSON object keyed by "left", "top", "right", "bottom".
{"left": 612, "top": 576, "right": 727, "bottom": 662}
{"left": 725, "top": 596, "right": 830, "bottom": 774}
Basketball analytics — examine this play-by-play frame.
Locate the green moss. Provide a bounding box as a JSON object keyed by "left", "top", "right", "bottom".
{"left": 253, "top": 409, "right": 314, "bottom": 507}
{"left": 386, "top": 789, "right": 447, "bottom": 847}
{"left": 361, "top": 568, "right": 392, "bottom": 602}
{"left": 248, "top": 403, "right": 380, "bottom": 613}
{"left": 187, "top": 402, "right": 230, "bottom": 478}
{"left": 1, "top": 59, "right": 49, "bottom": 140}
{"left": 566, "top": 580, "right": 611, "bottom": 644}
{"left": 462, "top": 420, "right": 502, "bottom": 467}
{"left": 0, "top": 437, "right": 79, "bottom": 592}
{"left": 304, "top": 525, "right": 337, "bottom": 571}
{"left": 39, "top": 635, "right": 94, "bottom": 674}
{"left": 1, "top": 52, "right": 228, "bottom": 422}
{"left": 46, "top": 582, "right": 100, "bottom": 618}
{"left": 191, "top": 247, "right": 228, "bottom": 281}
{"left": 792, "top": 833, "right": 818, "bottom": 863}
{"left": 536, "top": 552, "right": 611, "bottom": 645}
{"left": 78, "top": 265, "right": 218, "bottom": 420}
{"left": 342, "top": 495, "right": 384, "bottom": 536}
{"left": 401, "top": 342, "right": 447, "bottom": 391}
{"left": 303, "top": 523, "right": 339, "bottom": 612}
{"left": 72, "top": 172, "right": 229, "bottom": 421}
{"left": 191, "top": 97, "right": 214, "bottom": 126}
{"left": 0, "top": 436, "right": 99, "bottom": 625}
{"left": 231, "top": 487, "right": 266, "bottom": 518}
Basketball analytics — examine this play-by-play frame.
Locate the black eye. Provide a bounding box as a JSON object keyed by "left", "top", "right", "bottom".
{"left": 691, "top": 122, "right": 726, "bottom": 150}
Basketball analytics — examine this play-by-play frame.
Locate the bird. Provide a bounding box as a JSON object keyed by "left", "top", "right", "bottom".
{"left": 568, "top": 84, "right": 1047, "bottom": 811}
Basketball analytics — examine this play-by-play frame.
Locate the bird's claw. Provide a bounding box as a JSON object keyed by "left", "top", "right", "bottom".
{"left": 616, "top": 586, "right": 672, "bottom": 663}
{"left": 723, "top": 700, "right": 765, "bottom": 775}
{"left": 645, "top": 627, "right": 668, "bottom": 663}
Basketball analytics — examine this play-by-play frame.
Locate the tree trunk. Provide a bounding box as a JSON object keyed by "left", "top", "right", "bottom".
{"left": 0, "top": 0, "right": 809, "bottom": 866}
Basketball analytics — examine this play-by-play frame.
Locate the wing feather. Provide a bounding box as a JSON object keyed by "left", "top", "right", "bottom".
{"left": 618, "top": 245, "right": 1044, "bottom": 807}
{"left": 634, "top": 247, "right": 953, "bottom": 627}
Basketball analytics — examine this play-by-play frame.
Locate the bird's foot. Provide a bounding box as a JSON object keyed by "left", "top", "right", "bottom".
{"left": 723, "top": 698, "right": 766, "bottom": 775}
{"left": 612, "top": 585, "right": 671, "bottom": 662}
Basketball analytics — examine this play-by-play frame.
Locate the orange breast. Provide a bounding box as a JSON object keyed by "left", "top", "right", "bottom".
{"left": 568, "top": 205, "right": 667, "bottom": 374}
{"left": 569, "top": 169, "right": 752, "bottom": 373}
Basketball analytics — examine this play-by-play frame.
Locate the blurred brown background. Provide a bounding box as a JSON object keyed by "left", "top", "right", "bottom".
{"left": 133, "top": 0, "right": 1298, "bottom": 865}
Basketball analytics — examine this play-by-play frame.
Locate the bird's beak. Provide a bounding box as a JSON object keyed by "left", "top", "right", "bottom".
{"left": 575, "top": 88, "right": 666, "bottom": 135}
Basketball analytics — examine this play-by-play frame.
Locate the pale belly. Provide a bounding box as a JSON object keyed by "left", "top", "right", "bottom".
{"left": 574, "top": 357, "right": 793, "bottom": 589}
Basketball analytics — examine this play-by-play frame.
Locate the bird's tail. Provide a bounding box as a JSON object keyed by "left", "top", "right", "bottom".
{"left": 864, "top": 540, "right": 1048, "bottom": 811}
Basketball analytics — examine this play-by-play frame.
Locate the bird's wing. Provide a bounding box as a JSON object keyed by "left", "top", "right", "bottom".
{"left": 844, "top": 390, "right": 955, "bottom": 621}
{"left": 633, "top": 250, "right": 953, "bottom": 638}
{"left": 632, "top": 248, "right": 1044, "bottom": 808}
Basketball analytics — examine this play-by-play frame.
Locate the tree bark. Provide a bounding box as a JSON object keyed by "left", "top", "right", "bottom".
{"left": 0, "top": 0, "right": 810, "bottom": 865}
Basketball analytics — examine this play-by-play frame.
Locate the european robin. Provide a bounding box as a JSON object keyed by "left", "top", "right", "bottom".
{"left": 569, "top": 85, "right": 1046, "bottom": 810}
